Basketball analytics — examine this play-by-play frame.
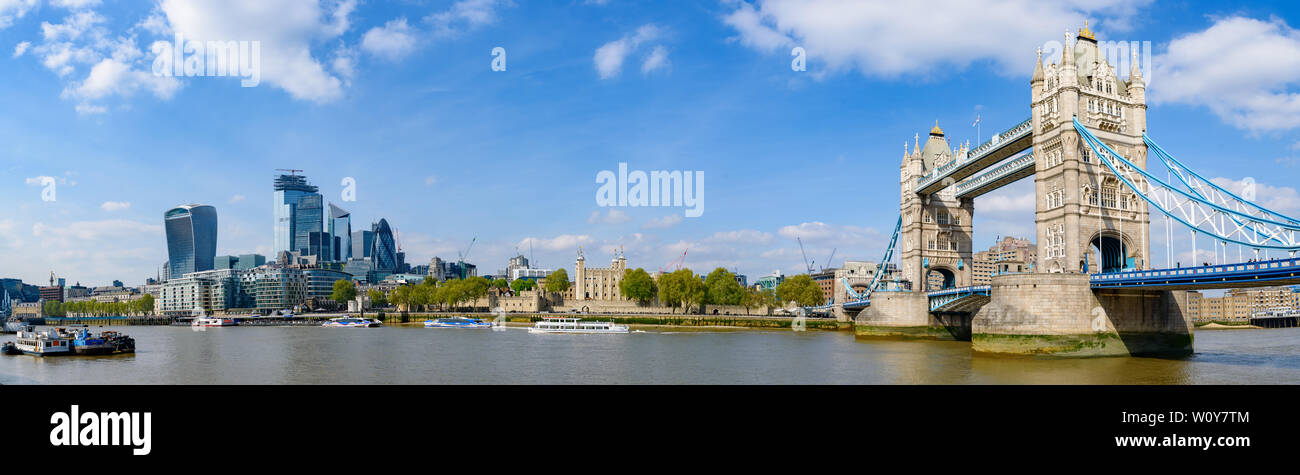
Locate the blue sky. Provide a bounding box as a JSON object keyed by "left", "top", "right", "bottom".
{"left": 2, "top": 0, "right": 1300, "bottom": 287}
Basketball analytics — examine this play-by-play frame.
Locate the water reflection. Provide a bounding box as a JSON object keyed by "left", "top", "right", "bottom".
{"left": 1, "top": 325, "right": 1298, "bottom": 384}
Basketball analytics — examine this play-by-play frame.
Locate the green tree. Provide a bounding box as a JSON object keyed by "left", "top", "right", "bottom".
{"left": 331, "top": 279, "right": 357, "bottom": 306}
{"left": 139, "top": 294, "right": 154, "bottom": 315}
{"left": 492, "top": 278, "right": 509, "bottom": 291}
{"left": 390, "top": 285, "right": 414, "bottom": 312}
{"left": 619, "top": 268, "right": 657, "bottom": 304}
{"left": 545, "top": 268, "right": 570, "bottom": 295}
{"left": 704, "top": 267, "right": 744, "bottom": 306}
{"left": 510, "top": 278, "right": 536, "bottom": 293}
{"left": 368, "top": 289, "right": 388, "bottom": 309}
{"left": 657, "top": 269, "right": 706, "bottom": 314}
{"left": 776, "top": 274, "right": 824, "bottom": 307}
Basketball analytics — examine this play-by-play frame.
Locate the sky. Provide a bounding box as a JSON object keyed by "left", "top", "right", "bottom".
{"left": 2, "top": 0, "right": 1300, "bottom": 288}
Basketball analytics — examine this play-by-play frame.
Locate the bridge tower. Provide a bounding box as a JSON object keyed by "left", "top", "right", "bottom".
{"left": 1031, "top": 24, "right": 1150, "bottom": 275}
{"left": 899, "top": 124, "right": 974, "bottom": 291}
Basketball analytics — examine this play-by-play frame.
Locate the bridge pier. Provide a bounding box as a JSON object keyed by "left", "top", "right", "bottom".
{"left": 971, "top": 273, "right": 1193, "bottom": 357}
{"left": 854, "top": 292, "right": 971, "bottom": 340}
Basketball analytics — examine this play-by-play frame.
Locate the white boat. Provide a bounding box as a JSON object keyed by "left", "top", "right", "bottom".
{"left": 190, "top": 306, "right": 236, "bottom": 327}
{"left": 425, "top": 317, "right": 491, "bottom": 329}
{"left": 11, "top": 328, "right": 75, "bottom": 356}
{"left": 323, "top": 317, "right": 382, "bottom": 328}
{"left": 529, "top": 317, "right": 629, "bottom": 334}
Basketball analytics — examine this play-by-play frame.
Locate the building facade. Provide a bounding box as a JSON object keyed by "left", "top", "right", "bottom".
{"left": 273, "top": 173, "right": 321, "bottom": 259}
{"left": 164, "top": 204, "right": 218, "bottom": 280}
{"left": 573, "top": 247, "right": 627, "bottom": 301}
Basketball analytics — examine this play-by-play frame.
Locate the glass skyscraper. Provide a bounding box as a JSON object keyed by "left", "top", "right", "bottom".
{"left": 273, "top": 174, "right": 321, "bottom": 259}
{"left": 328, "top": 204, "right": 351, "bottom": 262}
{"left": 371, "top": 218, "right": 398, "bottom": 273}
{"left": 164, "top": 204, "right": 218, "bottom": 280}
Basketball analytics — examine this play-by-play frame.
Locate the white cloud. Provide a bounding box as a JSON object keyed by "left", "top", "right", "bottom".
{"left": 51, "top": 0, "right": 102, "bottom": 9}
{"left": 228, "top": 194, "right": 245, "bottom": 204}
{"left": 587, "top": 209, "right": 632, "bottom": 225}
{"left": 100, "top": 201, "right": 131, "bottom": 211}
{"left": 594, "top": 24, "right": 663, "bottom": 79}
{"left": 641, "top": 45, "right": 670, "bottom": 75}
{"left": 642, "top": 214, "right": 682, "bottom": 229}
{"left": 65, "top": 58, "right": 181, "bottom": 101}
{"left": 720, "top": 0, "right": 1149, "bottom": 78}
{"left": 1152, "top": 16, "right": 1300, "bottom": 132}
{"left": 520, "top": 234, "right": 594, "bottom": 252}
{"left": 979, "top": 191, "right": 1036, "bottom": 213}
{"left": 12, "top": 40, "right": 29, "bottom": 58}
{"left": 709, "top": 229, "right": 773, "bottom": 244}
{"left": 425, "top": 0, "right": 510, "bottom": 37}
{"left": 0, "top": 0, "right": 36, "bottom": 30}
{"left": 362, "top": 18, "right": 417, "bottom": 61}
{"left": 155, "top": 0, "right": 354, "bottom": 103}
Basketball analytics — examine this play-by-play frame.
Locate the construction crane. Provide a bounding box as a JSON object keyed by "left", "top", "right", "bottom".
{"left": 275, "top": 168, "right": 303, "bottom": 175}
{"left": 660, "top": 248, "right": 688, "bottom": 274}
{"left": 457, "top": 236, "right": 477, "bottom": 279}
{"left": 797, "top": 237, "right": 814, "bottom": 273}
{"left": 822, "top": 248, "right": 837, "bottom": 272}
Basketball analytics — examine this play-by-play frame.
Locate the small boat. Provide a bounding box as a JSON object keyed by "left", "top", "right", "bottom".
{"left": 70, "top": 328, "right": 135, "bottom": 355}
{"left": 191, "top": 316, "right": 237, "bottom": 327}
{"left": 322, "top": 317, "right": 382, "bottom": 328}
{"left": 529, "top": 317, "right": 629, "bottom": 334}
{"left": 424, "top": 317, "right": 491, "bottom": 329}
{"left": 10, "top": 327, "right": 75, "bottom": 356}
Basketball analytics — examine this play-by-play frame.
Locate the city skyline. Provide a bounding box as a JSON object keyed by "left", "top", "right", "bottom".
{"left": 3, "top": 0, "right": 1300, "bottom": 287}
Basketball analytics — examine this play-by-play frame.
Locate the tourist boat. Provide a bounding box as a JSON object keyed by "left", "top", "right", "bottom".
{"left": 528, "top": 317, "right": 629, "bottom": 334}
{"left": 191, "top": 316, "right": 237, "bottom": 327}
{"left": 9, "top": 327, "right": 75, "bottom": 356}
{"left": 424, "top": 317, "right": 491, "bottom": 329}
{"left": 322, "top": 317, "right": 382, "bottom": 328}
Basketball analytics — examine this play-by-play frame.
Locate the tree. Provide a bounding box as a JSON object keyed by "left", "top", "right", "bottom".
{"left": 657, "top": 269, "right": 706, "bottom": 314}
{"left": 390, "top": 285, "right": 414, "bottom": 312}
{"left": 139, "top": 294, "right": 154, "bottom": 315}
{"left": 368, "top": 289, "right": 388, "bottom": 309}
{"left": 492, "top": 278, "right": 509, "bottom": 291}
{"left": 619, "top": 268, "right": 657, "bottom": 304}
{"left": 510, "top": 278, "right": 536, "bottom": 293}
{"left": 545, "top": 268, "right": 570, "bottom": 295}
{"left": 331, "top": 279, "right": 357, "bottom": 306}
{"left": 704, "top": 267, "right": 744, "bottom": 306}
{"left": 776, "top": 274, "right": 823, "bottom": 307}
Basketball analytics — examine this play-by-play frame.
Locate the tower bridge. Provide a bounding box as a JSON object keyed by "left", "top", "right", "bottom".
{"left": 839, "top": 25, "right": 1300, "bottom": 357}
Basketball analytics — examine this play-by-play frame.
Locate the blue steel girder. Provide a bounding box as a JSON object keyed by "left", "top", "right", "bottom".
{"left": 927, "top": 286, "right": 992, "bottom": 312}
{"left": 1091, "top": 257, "right": 1300, "bottom": 291}
{"left": 1074, "top": 118, "right": 1300, "bottom": 251}
{"left": 914, "top": 118, "right": 1033, "bottom": 195}
{"left": 954, "top": 150, "right": 1036, "bottom": 199}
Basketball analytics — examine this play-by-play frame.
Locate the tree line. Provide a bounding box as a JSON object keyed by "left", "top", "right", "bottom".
{"left": 42, "top": 295, "right": 156, "bottom": 317}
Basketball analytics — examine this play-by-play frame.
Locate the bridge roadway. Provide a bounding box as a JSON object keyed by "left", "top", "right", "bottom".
{"left": 1090, "top": 256, "right": 1300, "bottom": 291}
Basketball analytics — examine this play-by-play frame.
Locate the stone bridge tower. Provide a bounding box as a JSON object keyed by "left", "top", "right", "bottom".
{"left": 1031, "top": 24, "right": 1150, "bottom": 275}
{"left": 899, "top": 123, "right": 975, "bottom": 291}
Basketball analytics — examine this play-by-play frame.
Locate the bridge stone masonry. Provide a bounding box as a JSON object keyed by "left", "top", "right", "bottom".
{"left": 852, "top": 24, "right": 1205, "bottom": 357}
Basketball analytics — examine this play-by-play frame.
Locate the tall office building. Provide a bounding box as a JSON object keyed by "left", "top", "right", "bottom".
{"left": 371, "top": 218, "right": 398, "bottom": 273}
{"left": 164, "top": 204, "right": 218, "bottom": 280}
{"left": 352, "top": 230, "right": 375, "bottom": 259}
{"left": 294, "top": 193, "right": 324, "bottom": 255}
{"left": 328, "top": 204, "right": 352, "bottom": 262}
{"left": 272, "top": 173, "right": 321, "bottom": 259}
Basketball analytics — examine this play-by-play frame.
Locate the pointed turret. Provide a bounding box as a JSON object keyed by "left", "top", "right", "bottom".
{"left": 1031, "top": 47, "right": 1044, "bottom": 84}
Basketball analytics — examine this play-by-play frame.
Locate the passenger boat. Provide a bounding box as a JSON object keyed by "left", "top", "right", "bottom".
{"left": 191, "top": 316, "right": 237, "bottom": 327}
{"left": 528, "top": 317, "right": 629, "bottom": 334}
{"left": 322, "top": 317, "right": 382, "bottom": 328}
{"left": 9, "top": 327, "right": 75, "bottom": 356}
{"left": 425, "top": 317, "right": 491, "bottom": 329}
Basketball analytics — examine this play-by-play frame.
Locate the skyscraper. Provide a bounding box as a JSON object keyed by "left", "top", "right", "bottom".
{"left": 272, "top": 173, "right": 321, "bottom": 259}
{"left": 328, "top": 204, "right": 352, "bottom": 262}
{"left": 164, "top": 204, "right": 218, "bottom": 280}
{"left": 371, "top": 218, "right": 398, "bottom": 273}
{"left": 294, "top": 194, "right": 323, "bottom": 255}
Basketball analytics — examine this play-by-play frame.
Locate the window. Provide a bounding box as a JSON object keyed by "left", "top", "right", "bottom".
{"left": 1047, "top": 223, "right": 1065, "bottom": 258}
{"left": 1101, "top": 182, "right": 1118, "bottom": 209}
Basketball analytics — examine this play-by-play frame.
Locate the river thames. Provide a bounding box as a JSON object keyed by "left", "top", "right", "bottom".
{"left": 3, "top": 325, "right": 1299, "bottom": 384}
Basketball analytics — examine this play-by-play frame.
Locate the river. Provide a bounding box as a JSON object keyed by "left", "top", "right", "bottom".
{"left": 3, "top": 325, "right": 1299, "bottom": 384}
